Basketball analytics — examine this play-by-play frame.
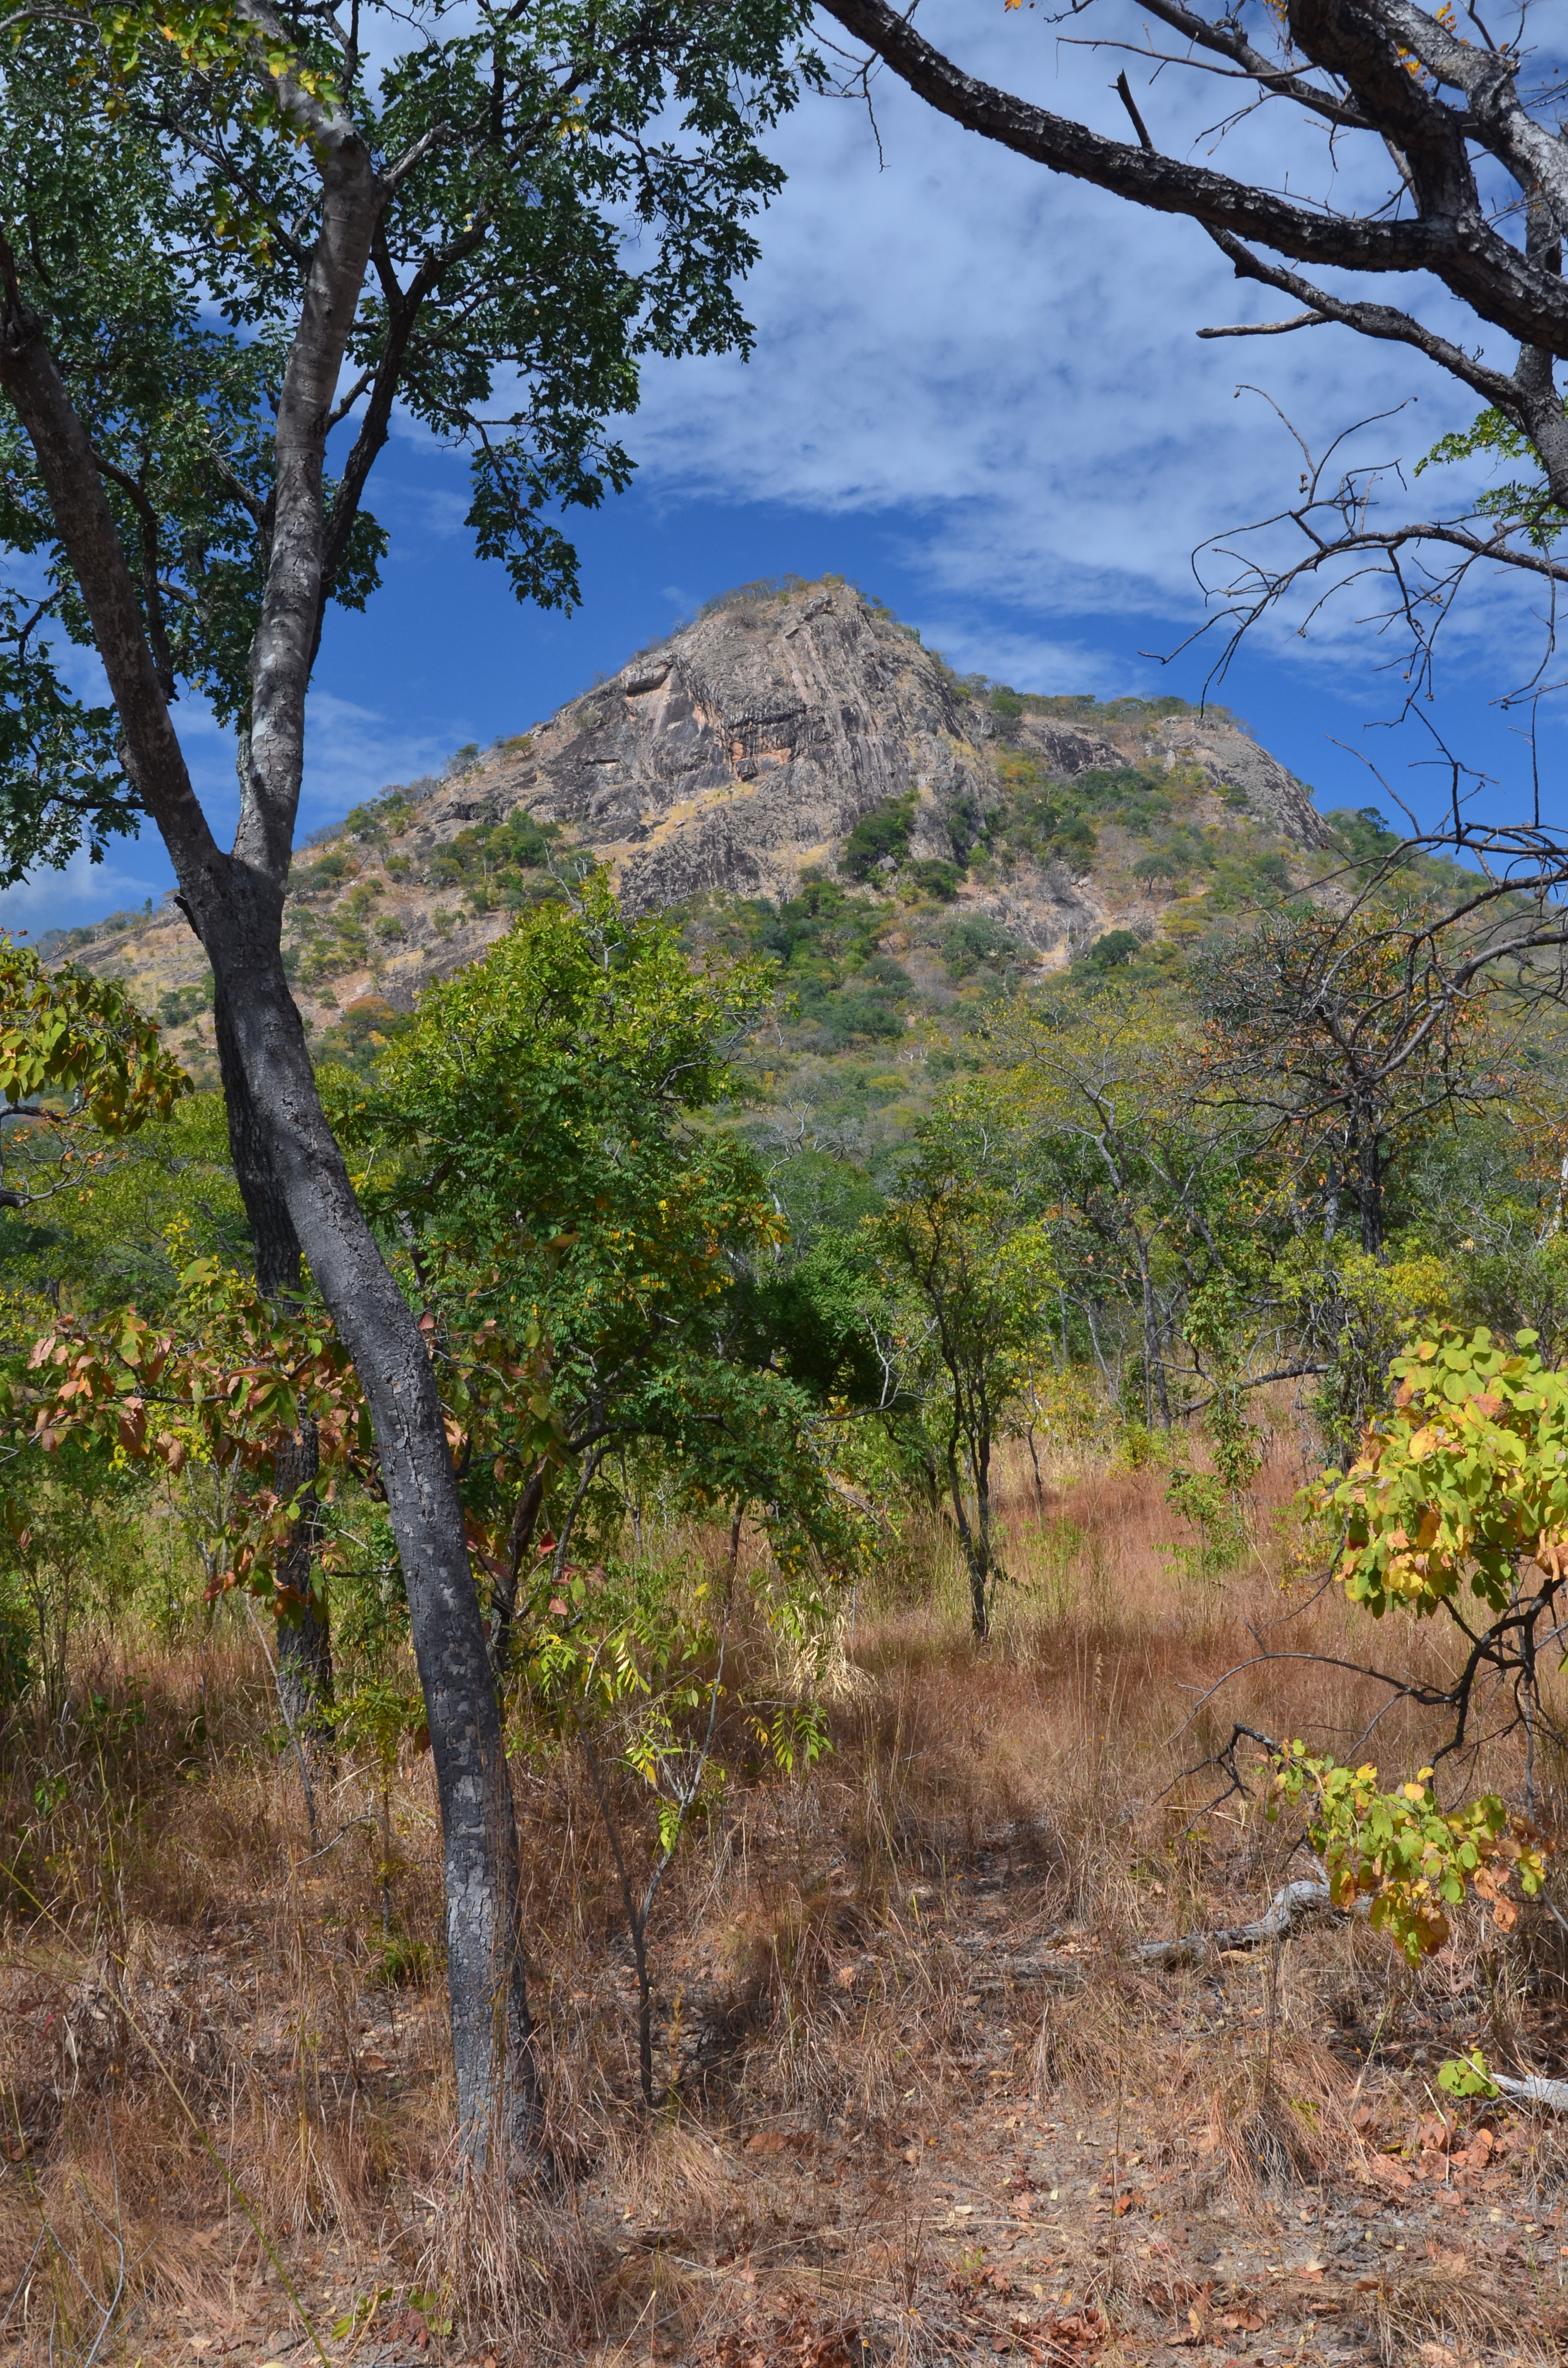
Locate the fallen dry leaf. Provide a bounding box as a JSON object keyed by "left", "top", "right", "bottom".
{"left": 1038, "top": 2307, "right": 1105, "bottom": 2352}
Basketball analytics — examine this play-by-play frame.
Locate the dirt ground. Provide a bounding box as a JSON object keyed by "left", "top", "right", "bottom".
{"left": 7, "top": 1439, "right": 1568, "bottom": 2368}
{"left": 16, "top": 1833, "right": 1561, "bottom": 2368}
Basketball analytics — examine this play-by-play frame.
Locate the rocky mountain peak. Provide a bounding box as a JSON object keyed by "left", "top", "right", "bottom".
{"left": 434, "top": 577, "right": 1333, "bottom": 913}
{"left": 56, "top": 574, "right": 1337, "bottom": 1067}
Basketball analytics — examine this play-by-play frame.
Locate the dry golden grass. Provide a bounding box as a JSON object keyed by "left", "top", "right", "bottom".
{"left": 3, "top": 1420, "right": 1568, "bottom": 2366}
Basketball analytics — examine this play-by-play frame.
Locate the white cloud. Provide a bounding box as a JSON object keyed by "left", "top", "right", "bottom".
{"left": 296, "top": 691, "right": 454, "bottom": 838}
{"left": 0, "top": 839, "right": 168, "bottom": 939}
{"left": 630, "top": 0, "right": 1516, "bottom": 675}
{"left": 901, "top": 612, "right": 1143, "bottom": 694}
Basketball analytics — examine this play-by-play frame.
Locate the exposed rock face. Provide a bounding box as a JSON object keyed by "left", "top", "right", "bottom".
{"left": 1144, "top": 715, "right": 1336, "bottom": 849}
{"left": 431, "top": 582, "right": 1330, "bottom": 908}
{"left": 65, "top": 578, "right": 1334, "bottom": 1046}
{"left": 457, "top": 583, "right": 986, "bottom": 911}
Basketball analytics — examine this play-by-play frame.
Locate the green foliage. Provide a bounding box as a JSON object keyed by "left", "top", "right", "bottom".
{"left": 1269, "top": 1745, "right": 1546, "bottom": 1962}
{"left": 942, "top": 912, "right": 1022, "bottom": 979}
{"left": 421, "top": 810, "right": 569, "bottom": 900}
{"left": 0, "top": 0, "right": 825, "bottom": 875}
{"left": 1313, "top": 1325, "right": 1568, "bottom": 1618}
{"left": 907, "top": 857, "right": 961, "bottom": 901}
{"left": 0, "top": 1476, "right": 147, "bottom": 1718}
{"left": 1418, "top": 407, "right": 1568, "bottom": 549}
{"left": 1323, "top": 804, "right": 1410, "bottom": 882}
{"left": 0, "top": 940, "right": 189, "bottom": 1132}
{"left": 739, "top": 875, "right": 893, "bottom": 978}
{"left": 719, "top": 876, "right": 916, "bottom": 1048}
{"left": 874, "top": 1083, "right": 1057, "bottom": 1634}
{"left": 841, "top": 794, "right": 916, "bottom": 881}
{"left": 1438, "top": 2047, "right": 1499, "bottom": 2099}
{"left": 354, "top": 874, "right": 874, "bottom": 1610}
{"left": 8, "top": 1236, "right": 371, "bottom": 1606}
{"left": 0, "top": 591, "right": 132, "bottom": 883}
{"left": 1195, "top": 907, "right": 1495, "bottom": 1257}
{"left": 1086, "top": 928, "right": 1139, "bottom": 972}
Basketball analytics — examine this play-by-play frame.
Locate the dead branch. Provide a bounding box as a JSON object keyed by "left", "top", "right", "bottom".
{"left": 956, "top": 1875, "right": 1361, "bottom": 1990}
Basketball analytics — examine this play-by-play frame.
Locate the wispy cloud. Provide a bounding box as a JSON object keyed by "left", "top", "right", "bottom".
{"left": 297, "top": 691, "right": 454, "bottom": 837}
{"left": 0, "top": 839, "right": 167, "bottom": 939}
{"left": 630, "top": 5, "right": 1502, "bottom": 671}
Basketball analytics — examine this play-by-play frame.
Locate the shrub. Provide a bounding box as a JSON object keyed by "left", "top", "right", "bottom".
{"left": 942, "top": 913, "right": 1021, "bottom": 978}
{"left": 945, "top": 788, "right": 989, "bottom": 862}
{"left": 1088, "top": 929, "right": 1139, "bottom": 970}
{"left": 817, "top": 991, "right": 905, "bottom": 1045}
{"left": 842, "top": 795, "right": 916, "bottom": 880}
{"left": 907, "top": 858, "right": 961, "bottom": 901}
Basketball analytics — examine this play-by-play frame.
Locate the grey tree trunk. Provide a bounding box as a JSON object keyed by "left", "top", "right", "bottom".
{"left": 272, "top": 1421, "right": 332, "bottom": 1750}
{"left": 213, "top": 978, "right": 333, "bottom": 1753}
{"left": 211, "top": 942, "right": 543, "bottom": 2159}
{"left": 0, "top": 240, "right": 543, "bottom": 2166}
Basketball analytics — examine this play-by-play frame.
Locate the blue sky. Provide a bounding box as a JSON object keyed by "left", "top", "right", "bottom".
{"left": 7, "top": 0, "right": 1560, "bottom": 936}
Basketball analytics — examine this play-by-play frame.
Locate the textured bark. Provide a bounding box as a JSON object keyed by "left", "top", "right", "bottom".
{"left": 208, "top": 948, "right": 541, "bottom": 2159}
{"left": 0, "top": 264, "right": 541, "bottom": 2168}
{"left": 211, "top": 979, "right": 333, "bottom": 1750}
{"left": 272, "top": 1421, "right": 333, "bottom": 1749}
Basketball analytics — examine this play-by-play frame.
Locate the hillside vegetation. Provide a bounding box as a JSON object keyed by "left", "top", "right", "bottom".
{"left": 3, "top": 583, "right": 1568, "bottom": 2368}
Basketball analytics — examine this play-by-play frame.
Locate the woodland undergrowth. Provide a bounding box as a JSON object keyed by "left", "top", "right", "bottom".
{"left": 1, "top": 1420, "right": 1563, "bottom": 2367}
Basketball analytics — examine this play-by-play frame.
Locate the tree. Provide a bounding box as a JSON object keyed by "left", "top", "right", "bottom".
{"left": 352, "top": 876, "right": 868, "bottom": 1628}
{"left": 821, "top": 0, "right": 1568, "bottom": 694}
{"left": 0, "top": 0, "right": 818, "bottom": 2161}
{"left": 875, "top": 1086, "right": 1055, "bottom": 1639}
{"left": 995, "top": 985, "right": 1261, "bottom": 1431}
{"left": 1310, "top": 1323, "right": 1568, "bottom": 1830}
{"left": 1193, "top": 907, "right": 1505, "bottom": 1258}
{"left": 351, "top": 878, "right": 871, "bottom": 2100}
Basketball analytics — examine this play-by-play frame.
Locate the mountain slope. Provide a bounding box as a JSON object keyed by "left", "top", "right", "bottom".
{"left": 51, "top": 575, "right": 1343, "bottom": 1075}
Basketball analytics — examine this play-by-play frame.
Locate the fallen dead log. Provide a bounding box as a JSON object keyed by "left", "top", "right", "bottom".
{"left": 956, "top": 1878, "right": 1355, "bottom": 1988}
{"left": 953, "top": 1894, "right": 1568, "bottom": 2112}
{"left": 1492, "top": 2070, "right": 1568, "bottom": 2113}
{"left": 1133, "top": 1877, "right": 1350, "bottom": 1968}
